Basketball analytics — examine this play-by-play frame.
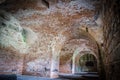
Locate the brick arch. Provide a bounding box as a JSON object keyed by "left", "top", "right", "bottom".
{"left": 75, "top": 51, "right": 98, "bottom": 63}
{"left": 59, "top": 28, "right": 100, "bottom": 74}
{"left": 74, "top": 52, "right": 98, "bottom": 73}
{"left": 59, "top": 28, "right": 103, "bottom": 73}
{"left": 59, "top": 28, "right": 99, "bottom": 64}
{"left": 50, "top": 28, "right": 103, "bottom": 77}
{"left": 61, "top": 28, "right": 99, "bottom": 51}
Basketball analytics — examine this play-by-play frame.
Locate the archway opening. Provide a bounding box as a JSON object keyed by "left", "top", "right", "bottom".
{"left": 75, "top": 53, "right": 97, "bottom": 73}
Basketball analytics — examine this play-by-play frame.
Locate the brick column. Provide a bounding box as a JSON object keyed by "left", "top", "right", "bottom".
{"left": 50, "top": 55, "right": 59, "bottom": 78}
{"left": 72, "top": 56, "right": 75, "bottom": 74}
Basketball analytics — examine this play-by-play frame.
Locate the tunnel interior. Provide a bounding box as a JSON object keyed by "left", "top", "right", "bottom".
{"left": 75, "top": 53, "right": 97, "bottom": 72}
{"left": 0, "top": 0, "right": 120, "bottom": 80}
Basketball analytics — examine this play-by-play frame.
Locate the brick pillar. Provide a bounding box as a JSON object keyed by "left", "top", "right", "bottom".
{"left": 72, "top": 56, "right": 75, "bottom": 74}
{"left": 50, "top": 55, "right": 59, "bottom": 78}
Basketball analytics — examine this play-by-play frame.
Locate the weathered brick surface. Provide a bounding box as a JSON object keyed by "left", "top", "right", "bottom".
{"left": 0, "top": 0, "right": 103, "bottom": 77}
{"left": 0, "top": 48, "right": 24, "bottom": 74}
{"left": 101, "top": 0, "right": 120, "bottom": 80}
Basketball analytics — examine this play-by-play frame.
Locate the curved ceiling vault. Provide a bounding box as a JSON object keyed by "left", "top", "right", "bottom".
{"left": 60, "top": 27, "right": 100, "bottom": 63}
{"left": 0, "top": 0, "right": 103, "bottom": 77}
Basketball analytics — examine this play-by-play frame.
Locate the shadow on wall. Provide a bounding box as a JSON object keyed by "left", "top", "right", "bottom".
{"left": 0, "top": 74, "right": 17, "bottom": 80}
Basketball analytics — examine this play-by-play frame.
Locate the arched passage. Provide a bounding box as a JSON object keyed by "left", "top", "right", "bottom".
{"left": 72, "top": 46, "right": 98, "bottom": 74}
{"left": 74, "top": 52, "right": 98, "bottom": 73}
{"left": 50, "top": 28, "right": 103, "bottom": 78}
{"left": 59, "top": 37, "right": 98, "bottom": 74}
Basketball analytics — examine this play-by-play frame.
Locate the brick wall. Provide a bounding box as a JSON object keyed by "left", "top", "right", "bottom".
{"left": 0, "top": 48, "right": 24, "bottom": 74}
{"left": 101, "top": 0, "right": 120, "bottom": 80}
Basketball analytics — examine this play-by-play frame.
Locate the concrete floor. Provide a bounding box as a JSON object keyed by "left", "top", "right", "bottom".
{"left": 0, "top": 74, "right": 69, "bottom": 80}
{"left": 0, "top": 72, "right": 99, "bottom": 80}
{"left": 17, "top": 75, "right": 69, "bottom": 80}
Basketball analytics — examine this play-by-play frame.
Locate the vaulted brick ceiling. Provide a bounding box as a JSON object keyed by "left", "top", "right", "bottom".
{"left": 0, "top": 0, "right": 103, "bottom": 76}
